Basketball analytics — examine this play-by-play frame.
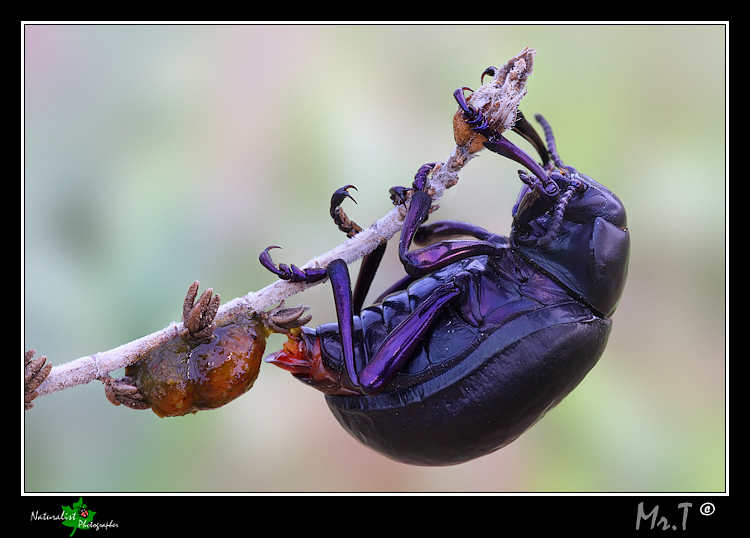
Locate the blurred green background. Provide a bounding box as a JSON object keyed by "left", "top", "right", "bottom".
{"left": 23, "top": 24, "right": 726, "bottom": 492}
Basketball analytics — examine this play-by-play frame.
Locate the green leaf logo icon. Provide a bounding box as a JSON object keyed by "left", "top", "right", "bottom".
{"left": 61, "top": 498, "right": 95, "bottom": 536}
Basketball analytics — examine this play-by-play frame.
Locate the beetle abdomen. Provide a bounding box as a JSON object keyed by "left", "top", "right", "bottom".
{"left": 267, "top": 253, "right": 613, "bottom": 465}
{"left": 327, "top": 307, "right": 611, "bottom": 466}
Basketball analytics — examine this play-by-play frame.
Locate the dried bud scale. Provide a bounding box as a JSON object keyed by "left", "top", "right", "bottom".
{"left": 24, "top": 350, "right": 52, "bottom": 410}
{"left": 452, "top": 47, "right": 536, "bottom": 153}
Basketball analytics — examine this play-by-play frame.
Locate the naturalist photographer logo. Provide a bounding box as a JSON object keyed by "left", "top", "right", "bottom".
{"left": 29, "top": 497, "right": 118, "bottom": 535}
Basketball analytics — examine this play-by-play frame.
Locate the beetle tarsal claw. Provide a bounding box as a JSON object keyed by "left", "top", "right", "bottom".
{"left": 330, "top": 185, "right": 362, "bottom": 237}
{"left": 262, "top": 301, "right": 312, "bottom": 333}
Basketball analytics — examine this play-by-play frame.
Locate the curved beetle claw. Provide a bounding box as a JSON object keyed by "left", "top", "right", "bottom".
{"left": 260, "top": 246, "right": 327, "bottom": 283}
{"left": 330, "top": 185, "right": 362, "bottom": 237}
{"left": 330, "top": 185, "right": 357, "bottom": 214}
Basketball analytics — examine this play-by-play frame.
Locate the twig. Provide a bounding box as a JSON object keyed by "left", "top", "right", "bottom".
{"left": 30, "top": 47, "right": 537, "bottom": 402}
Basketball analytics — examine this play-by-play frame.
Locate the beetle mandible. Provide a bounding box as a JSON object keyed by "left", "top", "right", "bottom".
{"left": 260, "top": 74, "right": 630, "bottom": 466}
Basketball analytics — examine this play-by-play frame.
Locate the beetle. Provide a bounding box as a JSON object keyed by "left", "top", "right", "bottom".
{"left": 259, "top": 78, "right": 630, "bottom": 466}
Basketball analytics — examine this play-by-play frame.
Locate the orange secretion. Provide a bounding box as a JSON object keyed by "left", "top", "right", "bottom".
{"left": 266, "top": 333, "right": 357, "bottom": 395}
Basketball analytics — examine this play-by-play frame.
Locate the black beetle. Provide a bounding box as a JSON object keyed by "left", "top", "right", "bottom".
{"left": 260, "top": 85, "right": 629, "bottom": 466}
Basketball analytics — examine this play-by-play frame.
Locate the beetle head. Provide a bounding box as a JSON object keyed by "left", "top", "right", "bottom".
{"left": 510, "top": 119, "right": 630, "bottom": 317}
{"left": 511, "top": 165, "right": 627, "bottom": 244}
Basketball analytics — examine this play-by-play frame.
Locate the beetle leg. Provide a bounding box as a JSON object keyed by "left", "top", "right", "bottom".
{"left": 330, "top": 185, "right": 362, "bottom": 238}
{"left": 398, "top": 189, "right": 508, "bottom": 277}
{"left": 371, "top": 220, "right": 495, "bottom": 304}
{"left": 413, "top": 162, "right": 438, "bottom": 191}
{"left": 480, "top": 65, "right": 497, "bottom": 83}
{"left": 414, "top": 220, "right": 498, "bottom": 244}
{"left": 351, "top": 242, "right": 387, "bottom": 314}
{"left": 327, "top": 185, "right": 388, "bottom": 314}
{"left": 358, "top": 281, "right": 463, "bottom": 395}
{"left": 482, "top": 135, "right": 559, "bottom": 199}
{"left": 512, "top": 110, "right": 550, "bottom": 168}
{"left": 325, "top": 259, "right": 359, "bottom": 388}
{"left": 453, "top": 86, "right": 556, "bottom": 198}
{"left": 453, "top": 88, "right": 491, "bottom": 134}
{"left": 259, "top": 246, "right": 328, "bottom": 283}
{"left": 260, "top": 247, "right": 360, "bottom": 387}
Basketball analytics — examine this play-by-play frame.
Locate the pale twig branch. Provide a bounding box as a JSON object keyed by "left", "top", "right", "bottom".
{"left": 30, "top": 47, "right": 537, "bottom": 402}
{"left": 34, "top": 146, "right": 469, "bottom": 399}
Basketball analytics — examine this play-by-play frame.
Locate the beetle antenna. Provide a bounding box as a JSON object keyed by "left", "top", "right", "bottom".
{"left": 535, "top": 114, "right": 564, "bottom": 169}
{"left": 536, "top": 179, "right": 579, "bottom": 247}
